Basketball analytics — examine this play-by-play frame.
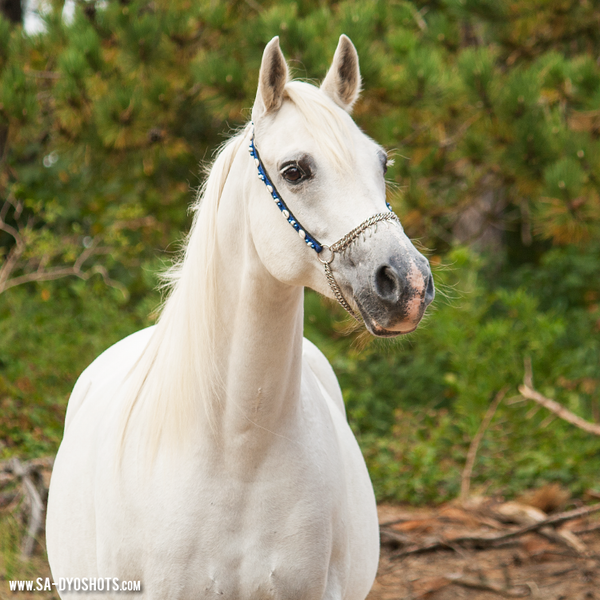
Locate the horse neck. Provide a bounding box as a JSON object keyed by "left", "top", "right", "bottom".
{"left": 118, "top": 132, "right": 305, "bottom": 464}
{"left": 203, "top": 139, "right": 305, "bottom": 443}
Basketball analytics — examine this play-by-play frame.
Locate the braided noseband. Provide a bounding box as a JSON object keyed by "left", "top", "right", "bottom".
{"left": 249, "top": 128, "right": 400, "bottom": 320}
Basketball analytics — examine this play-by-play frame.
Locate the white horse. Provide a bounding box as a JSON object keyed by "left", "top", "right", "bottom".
{"left": 46, "top": 35, "right": 434, "bottom": 599}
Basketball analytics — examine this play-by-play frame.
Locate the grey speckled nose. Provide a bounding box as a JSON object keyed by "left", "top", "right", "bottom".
{"left": 424, "top": 272, "right": 435, "bottom": 306}
{"left": 374, "top": 265, "right": 402, "bottom": 303}
{"left": 334, "top": 223, "right": 435, "bottom": 336}
{"left": 373, "top": 259, "right": 434, "bottom": 308}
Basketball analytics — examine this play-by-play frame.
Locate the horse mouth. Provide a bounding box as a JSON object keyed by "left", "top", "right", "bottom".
{"left": 365, "top": 319, "right": 417, "bottom": 338}
{"left": 352, "top": 297, "right": 419, "bottom": 338}
{"left": 370, "top": 322, "right": 417, "bottom": 337}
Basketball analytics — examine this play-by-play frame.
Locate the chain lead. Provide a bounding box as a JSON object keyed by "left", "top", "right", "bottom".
{"left": 322, "top": 212, "right": 400, "bottom": 321}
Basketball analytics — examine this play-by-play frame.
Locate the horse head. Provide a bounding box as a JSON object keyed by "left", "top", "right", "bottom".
{"left": 248, "top": 35, "right": 434, "bottom": 337}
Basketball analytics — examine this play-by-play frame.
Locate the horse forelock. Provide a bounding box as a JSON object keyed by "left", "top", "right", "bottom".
{"left": 281, "top": 81, "right": 355, "bottom": 171}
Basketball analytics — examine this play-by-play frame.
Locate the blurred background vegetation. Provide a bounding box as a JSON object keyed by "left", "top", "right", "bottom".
{"left": 0, "top": 0, "right": 599, "bottom": 506}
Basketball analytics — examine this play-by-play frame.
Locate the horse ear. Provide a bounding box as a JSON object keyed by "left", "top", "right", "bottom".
{"left": 321, "top": 35, "right": 361, "bottom": 113}
{"left": 252, "top": 37, "right": 289, "bottom": 121}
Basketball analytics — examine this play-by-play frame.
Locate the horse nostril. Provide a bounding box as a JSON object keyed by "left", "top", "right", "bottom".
{"left": 375, "top": 265, "right": 401, "bottom": 302}
{"left": 424, "top": 273, "right": 435, "bottom": 306}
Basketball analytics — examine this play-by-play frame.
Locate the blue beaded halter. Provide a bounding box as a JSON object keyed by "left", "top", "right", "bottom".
{"left": 248, "top": 135, "right": 324, "bottom": 253}
{"left": 249, "top": 127, "right": 401, "bottom": 319}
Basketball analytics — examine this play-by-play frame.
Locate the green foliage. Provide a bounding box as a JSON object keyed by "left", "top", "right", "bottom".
{"left": 0, "top": 511, "right": 21, "bottom": 580}
{"left": 0, "top": 510, "right": 55, "bottom": 592}
{"left": 0, "top": 282, "right": 157, "bottom": 457}
{"left": 0, "top": 0, "right": 598, "bottom": 507}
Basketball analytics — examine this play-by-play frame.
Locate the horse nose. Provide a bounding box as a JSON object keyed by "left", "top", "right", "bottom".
{"left": 374, "top": 262, "right": 435, "bottom": 307}
{"left": 424, "top": 272, "right": 435, "bottom": 307}
{"left": 374, "top": 264, "right": 403, "bottom": 303}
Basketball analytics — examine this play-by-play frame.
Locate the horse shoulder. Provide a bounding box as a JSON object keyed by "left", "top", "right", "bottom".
{"left": 63, "top": 326, "right": 156, "bottom": 432}
{"left": 302, "top": 337, "right": 345, "bottom": 418}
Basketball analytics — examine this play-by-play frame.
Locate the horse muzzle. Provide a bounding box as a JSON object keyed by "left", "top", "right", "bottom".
{"left": 337, "top": 230, "right": 435, "bottom": 337}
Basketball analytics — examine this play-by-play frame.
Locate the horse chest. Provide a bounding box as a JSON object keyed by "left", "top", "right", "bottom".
{"left": 96, "top": 435, "right": 348, "bottom": 599}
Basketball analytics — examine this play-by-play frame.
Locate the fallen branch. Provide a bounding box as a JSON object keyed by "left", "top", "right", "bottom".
{"left": 573, "top": 523, "right": 600, "bottom": 536}
{"left": 0, "top": 456, "right": 54, "bottom": 559}
{"left": 494, "top": 501, "right": 587, "bottom": 554}
{"left": 379, "top": 509, "right": 434, "bottom": 528}
{"left": 461, "top": 386, "right": 509, "bottom": 502}
{"left": 446, "top": 573, "right": 529, "bottom": 597}
{"left": 379, "top": 527, "right": 413, "bottom": 547}
{"left": 10, "top": 459, "right": 45, "bottom": 558}
{"left": 0, "top": 456, "right": 55, "bottom": 475}
{"left": 391, "top": 503, "right": 600, "bottom": 557}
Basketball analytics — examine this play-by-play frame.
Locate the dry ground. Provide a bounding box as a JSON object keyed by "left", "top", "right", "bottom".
{"left": 368, "top": 503, "right": 600, "bottom": 600}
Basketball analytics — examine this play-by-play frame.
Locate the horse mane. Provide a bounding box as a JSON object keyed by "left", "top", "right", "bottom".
{"left": 117, "top": 81, "right": 354, "bottom": 461}
{"left": 117, "top": 127, "right": 248, "bottom": 460}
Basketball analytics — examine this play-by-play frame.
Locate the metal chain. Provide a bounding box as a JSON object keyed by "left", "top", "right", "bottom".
{"left": 322, "top": 212, "right": 401, "bottom": 321}
{"left": 324, "top": 262, "right": 359, "bottom": 320}
{"left": 330, "top": 212, "right": 400, "bottom": 253}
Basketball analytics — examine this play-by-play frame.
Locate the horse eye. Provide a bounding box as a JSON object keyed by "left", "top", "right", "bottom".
{"left": 282, "top": 165, "right": 304, "bottom": 183}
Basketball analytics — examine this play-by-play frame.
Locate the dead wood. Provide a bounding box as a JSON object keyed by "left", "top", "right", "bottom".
{"left": 406, "top": 576, "right": 452, "bottom": 599}
{"left": 519, "top": 359, "right": 600, "bottom": 436}
{"left": 538, "top": 526, "right": 587, "bottom": 554}
{"left": 0, "top": 456, "right": 54, "bottom": 477}
{"left": 445, "top": 573, "right": 530, "bottom": 597}
{"left": 380, "top": 528, "right": 413, "bottom": 547}
{"left": 574, "top": 523, "right": 600, "bottom": 536}
{"left": 379, "top": 510, "right": 434, "bottom": 528}
{"left": 388, "top": 504, "right": 600, "bottom": 557}
{"left": 0, "top": 456, "right": 54, "bottom": 558}
{"left": 519, "top": 383, "right": 600, "bottom": 436}
{"left": 10, "top": 458, "right": 45, "bottom": 558}
{"left": 493, "top": 500, "right": 587, "bottom": 554}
